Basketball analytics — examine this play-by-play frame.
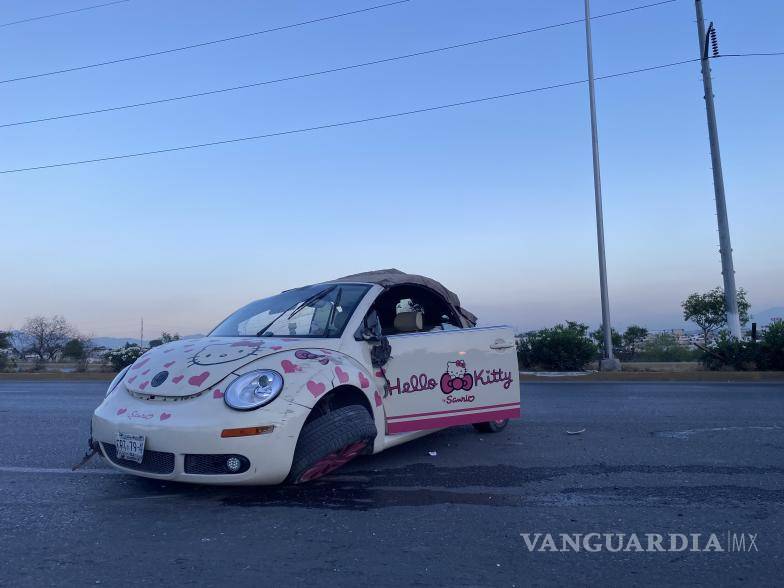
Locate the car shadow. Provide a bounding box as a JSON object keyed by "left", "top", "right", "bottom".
{"left": 116, "top": 427, "right": 541, "bottom": 510}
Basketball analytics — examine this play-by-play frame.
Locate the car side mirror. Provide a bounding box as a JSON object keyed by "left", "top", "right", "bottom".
{"left": 354, "top": 310, "right": 383, "bottom": 342}
{"left": 354, "top": 311, "right": 391, "bottom": 367}
{"left": 356, "top": 326, "right": 381, "bottom": 343}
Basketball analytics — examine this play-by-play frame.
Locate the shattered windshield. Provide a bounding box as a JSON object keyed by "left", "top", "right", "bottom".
{"left": 209, "top": 284, "right": 370, "bottom": 338}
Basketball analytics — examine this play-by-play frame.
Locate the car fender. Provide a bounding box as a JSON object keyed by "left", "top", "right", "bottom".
{"left": 230, "top": 348, "right": 385, "bottom": 442}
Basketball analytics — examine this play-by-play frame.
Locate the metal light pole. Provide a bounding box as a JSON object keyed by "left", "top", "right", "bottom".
{"left": 584, "top": 0, "right": 619, "bottom": 369}
{"left": 694, "top": 0, "right": 742, "bottom": 338}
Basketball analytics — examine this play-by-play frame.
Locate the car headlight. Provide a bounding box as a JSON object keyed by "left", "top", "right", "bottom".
{"left": 224, "top": 370, "right": 284, "bottom": 411}
{"left": 106, "top": 365, "right": 131, "bottom": 397}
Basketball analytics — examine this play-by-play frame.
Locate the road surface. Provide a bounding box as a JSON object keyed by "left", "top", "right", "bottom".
{"left": 1, "top": 380, "right": 782, "bottom": 586}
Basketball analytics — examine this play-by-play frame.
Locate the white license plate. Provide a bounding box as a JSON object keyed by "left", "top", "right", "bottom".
{"left": 115, "top": 432, "right": 145, "bottom": 463}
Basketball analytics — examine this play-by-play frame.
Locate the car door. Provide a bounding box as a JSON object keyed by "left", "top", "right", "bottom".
{"left": 379, "top": 326, "right": 520, "bottom": 434}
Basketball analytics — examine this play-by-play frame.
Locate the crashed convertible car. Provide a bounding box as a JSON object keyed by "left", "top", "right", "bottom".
{"left": 91, "top": 269, "right": 520, "bottom": 484}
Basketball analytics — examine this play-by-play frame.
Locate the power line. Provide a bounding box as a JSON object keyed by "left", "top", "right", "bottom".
{"left": 0, "top": 0, "right": 131, "bottom": 28}
{"left": 0, "top": 0, "right": 681, "bottom": 129}
{"left": 718, "top": 51, "right": 784, "bottom": 58}
{"left": 0, "top": 57, "right": 700, "bottom": 175}
{"left": 0, "top": 0, "right": 412, "bottom": 85}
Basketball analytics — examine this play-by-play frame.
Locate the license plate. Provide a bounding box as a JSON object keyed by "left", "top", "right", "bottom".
{"left": 115, "top": 432, "right": 145, "bottom": 463}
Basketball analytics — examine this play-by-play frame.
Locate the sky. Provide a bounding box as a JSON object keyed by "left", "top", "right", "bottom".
{"left": 1, "top": 0, "right": 782, "bottom": 338}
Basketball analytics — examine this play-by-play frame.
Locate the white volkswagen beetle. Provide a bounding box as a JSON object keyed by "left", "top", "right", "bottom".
{"left": 90, "top": 270, "right": 520, "bottom": 484}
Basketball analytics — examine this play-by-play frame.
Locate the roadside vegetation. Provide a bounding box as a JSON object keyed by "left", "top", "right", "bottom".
{"left": 2, "top": 287, "right": 781, "bottom": 375}
{"left": 516, "top": 287, "right": 781, "bottom": 372}
{"left": 0, "top": 317, "right": 181, "bottom": 374}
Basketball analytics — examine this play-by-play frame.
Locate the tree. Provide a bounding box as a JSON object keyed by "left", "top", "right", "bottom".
{"left": 21, "top": 315, "right": 75, "bottom": 361}
{"left": 682, "top": 287, "right": 750, "bottom": 345}
{"left": 150, "top": 331, "right": 180, "bottom": 347}
{"left": 62, "top": 336, "right": 93, "bottom": 371}
{"left": 590, "top": 327, "right": 622, "bottom": 358}
{"left": 0, "top": 331, "right": 11, "bottom": 371}
{"left": 622, "top": 325, "right": 649, "bottom": 360}
{"left": 0, "top": 331, "right": 11, "bottom": 353}
{"left": 519, "top": 321, "right": 597, "bottom": 371}
{"left": 161, "top": 332, "right": 180, "bottom": 343}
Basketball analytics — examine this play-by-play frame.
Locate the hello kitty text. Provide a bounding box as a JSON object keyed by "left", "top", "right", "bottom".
{"left": 386, "top": 360, "right": 513, "bottom": 398}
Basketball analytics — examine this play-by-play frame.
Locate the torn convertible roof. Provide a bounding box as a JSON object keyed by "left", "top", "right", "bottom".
{"left": 329, "top": 269, "right": 477, "bottom": 327}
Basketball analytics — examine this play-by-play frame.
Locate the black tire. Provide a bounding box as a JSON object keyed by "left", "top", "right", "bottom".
{"left": 472, "top": 419, "right": 509, "bottom": 433}
{"left": 286, "top": 404, "right": 377, "bottom": 484}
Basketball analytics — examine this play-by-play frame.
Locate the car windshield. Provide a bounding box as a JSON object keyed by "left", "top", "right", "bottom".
{"left": 209, "top": 283, "right": 370, "bottom": 338}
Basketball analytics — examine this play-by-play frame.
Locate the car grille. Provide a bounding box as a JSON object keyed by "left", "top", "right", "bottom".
{"left": 101, "top": 443, "right": 175, "bottom": 474}
{"left": 184, "top": 454, "right": 250, "bottom": 475}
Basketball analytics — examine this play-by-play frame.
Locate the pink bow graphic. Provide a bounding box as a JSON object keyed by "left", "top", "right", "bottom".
{"left": 440, "top": 372, "right": 473, "bottom": 394}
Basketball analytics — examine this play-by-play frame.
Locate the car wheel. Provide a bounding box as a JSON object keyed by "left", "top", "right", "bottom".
{"left": 287, "top": 404, "right": 377, "bottom": 484}
{"left": 472, "top": 419, "right": 509, "bottom": 433}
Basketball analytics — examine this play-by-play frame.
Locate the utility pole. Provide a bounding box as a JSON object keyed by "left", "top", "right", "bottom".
{"left": 584, "top": 0, "right": 620, "bottom": 370}
{"left": 694, "top": 0, "right": 742, "bottom": 339}
{"left": 140, "top": 317, "right": 144, "bottom": 348}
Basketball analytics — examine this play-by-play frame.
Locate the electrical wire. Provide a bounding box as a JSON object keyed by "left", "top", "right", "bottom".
{"left": 0, "top": 0, "right": 681, "bottom": 129}
{"left": 0, "top": 57, "right": 701, "bottom": 175}
{"left": 0, "top": 0, "right": 412, "bottom": 85}
{"left": 0, "top": 0, "right": 131, "bottom": 28}
{"left": 717, "top": 51, "right": 784, "bottom": 58}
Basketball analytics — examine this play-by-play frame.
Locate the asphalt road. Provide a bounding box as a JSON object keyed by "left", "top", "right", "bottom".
{"left": 1, "top": 380, "right": 782, "bottom": 587}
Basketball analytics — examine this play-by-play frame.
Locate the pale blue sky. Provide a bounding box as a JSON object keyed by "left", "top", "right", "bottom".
{"left": 1, "top": 0, "right": 782, "bottom": 337}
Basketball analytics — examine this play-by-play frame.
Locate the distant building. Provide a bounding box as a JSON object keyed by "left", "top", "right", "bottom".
{"left": 644, "top": 329, "right": 699, "bottom": 349}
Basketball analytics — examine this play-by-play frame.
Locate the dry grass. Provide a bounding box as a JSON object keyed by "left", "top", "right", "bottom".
{"left": 519, "top": 371, "right": 784, "bottom": 382}
{"left": 0, "top": 371, "right": 115, "bottom": 380}
{"left": 1, "top": 371, "right": 782, "bottom": 384}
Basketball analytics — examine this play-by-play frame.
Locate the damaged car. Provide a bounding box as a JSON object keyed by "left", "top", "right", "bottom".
{"left": 90, "top": 269, "right": 520, "bottom": 484}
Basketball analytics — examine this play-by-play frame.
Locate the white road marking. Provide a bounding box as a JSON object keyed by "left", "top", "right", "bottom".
{"left": 0, "top": 466, "right": 121, "bottom": 475}
{"left": 656, "top": 425, "right": 783, "bottom": 439}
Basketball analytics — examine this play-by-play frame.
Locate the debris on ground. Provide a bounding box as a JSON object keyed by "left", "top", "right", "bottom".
{"left": 566, "top": 428, "right": 586, "bottom": 435}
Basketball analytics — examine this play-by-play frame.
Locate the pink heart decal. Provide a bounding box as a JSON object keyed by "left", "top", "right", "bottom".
{"left": 335, "top": 366, "right": 349, "bottom": 384}
{"left": 139, "top": 381, "right": 149, "bottom": 390}
{"left": 142, "top": 369, "right": 150, "bottom": 375}
{"left": 375, "top": 370, "right": 384, "bottom": 378}
{"left": 280, "top": 360, "right": 301, "bottom": 373}
{"left": 358, "top": 372, "right": 370, "bottom": 389}
{"left": 163, "top": 348, "right": 174, "bottom": 353}
{"left": 131, "top": 358, "right": 149, "bottom": 370}
{"left": 116, "top": 407, "right": 127, "bottom": 415}
{"left": 188, "top": 371, "right": 210, "bottom": 387}
{"left": 213, "top": 389, "right": 223, "bottom": 399}
{"left": 374, "top": 391, "right": 383, "bottom": 407}
{"left": 271, "top": 346, "right": 283, "bottom": 351}
{"left": 306, "top": 380, "right": 326, "bottom": 398}
{"left": 160, "top": 412, "right": 171, "bottom": 421}
{"left": 164, "top": 361, "right": 176, "bottom": 368}
{"left": 172, "top": 375, "right": 184, "bottom": 384}
{"left": 127, "top": 375, "right": 137, "bottom": 384}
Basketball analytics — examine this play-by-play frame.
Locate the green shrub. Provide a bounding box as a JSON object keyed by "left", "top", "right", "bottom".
{"left": 702, "top": 334, "right": 759, "bottom": 371}
{"left": 105, "top": 344, "right": 144, "bottom": 371}
{"left": 760, "top": 319, "right": 784, "bottom": 370}
{"left": 638, "top": 333, "right": 699, "bottom": 362}
{"left": 517, "top": 321, "right": 597, "bottom": 371}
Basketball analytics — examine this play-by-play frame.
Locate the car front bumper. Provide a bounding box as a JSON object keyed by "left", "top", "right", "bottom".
{"left": 92, "top": 384, "right": 309, "bottom": 485}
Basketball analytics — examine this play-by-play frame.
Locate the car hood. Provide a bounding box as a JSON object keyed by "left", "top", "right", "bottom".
{"left": 121, "top": 337, "right": 331, "bottom": 397}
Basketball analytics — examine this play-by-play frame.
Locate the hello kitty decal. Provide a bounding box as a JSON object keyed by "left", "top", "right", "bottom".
{"left": 440, "top": 359, "right": 474, "bottom": 394}
{"left": 189, "top": 340, "right": 262, "bottom": 366}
